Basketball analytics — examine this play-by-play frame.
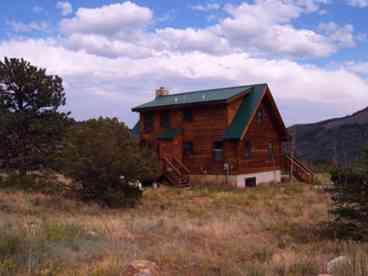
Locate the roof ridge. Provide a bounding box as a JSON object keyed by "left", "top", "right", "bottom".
{"left": 132, "top": 83, "right": 268, "bottom": 111}
{"left": 161, "top": 83, "right": 267, "bottom": 97}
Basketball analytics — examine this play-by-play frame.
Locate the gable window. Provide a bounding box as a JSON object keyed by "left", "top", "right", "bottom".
{"left": 143, "top": 112, "right": 154, "bottom": 133}
{"left": 213, "top": 141, "right": 224, "bottom": 161}
{"left": 183, "top": 110, "right": 193, "bottom": 122}
{"left": 160, "top": 111, "right": 171, "bottom": 128}
{"left": 244, "top": 139, "right": 252, "bottom": 159}
{"left": 183, "top": 141, "right": 194, "bottom": 156}
{"left": 256, "top": 108, "right": 265, "bottom": 124}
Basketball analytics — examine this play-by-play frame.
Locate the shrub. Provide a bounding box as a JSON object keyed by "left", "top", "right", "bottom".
{"left": 0, "top": 171, "right": 65, "bottom": 195}
{"left": 60, "top": 117, "right": 160, "bottom": 207}
{"left": 330, "top": 168, "right": 368, "bottom": 240}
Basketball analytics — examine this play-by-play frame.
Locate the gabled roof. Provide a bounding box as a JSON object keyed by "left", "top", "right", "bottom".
{"left": 131, "top": 83, "right": 288, "bottom": 141}
{"left": 131, "top": 84, "right": 265, "bottom": 112}
{"left": 224, "top": 84, "right": 266, "bottom": 140}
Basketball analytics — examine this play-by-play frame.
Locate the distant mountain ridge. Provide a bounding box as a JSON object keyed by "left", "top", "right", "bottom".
{"left": 288, "top": 106, "right": 368, "bottom": 166}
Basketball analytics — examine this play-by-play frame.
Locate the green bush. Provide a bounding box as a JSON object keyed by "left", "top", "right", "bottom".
{"left": 59, "top": 117, "right": 161, "bottom": 208}
{"left": 330, "top": 168, "right": 368, "bottom": 240}
{"left": 329, "top": 147, "right": 368, "bottom": 240}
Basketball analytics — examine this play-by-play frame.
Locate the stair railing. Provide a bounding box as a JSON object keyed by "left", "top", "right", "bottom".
{"left": 162, "top": 156, "right": 191, "bottom": 186}
{"left": 285, "top": 154, "right": 314, "bottom": 184}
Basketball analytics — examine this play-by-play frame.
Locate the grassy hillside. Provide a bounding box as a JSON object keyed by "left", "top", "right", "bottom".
{"left": 0, "top": 182, "right": 367, "bottom": 275}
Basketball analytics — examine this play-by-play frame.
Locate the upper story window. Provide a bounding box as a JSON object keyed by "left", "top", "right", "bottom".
{"left": 213, "top": 140, "right": 224, "bottom": 161}
{"left": 160, "top": 111, "right": 171, "bottom": 128}
{"left": 244, "top": 139, "right": 252, "bottom": 159}
{"left": 183, "top": 110, "right": 193, "bottom": 122}
{"left": 143, "top": 112, "right": 154, "bottom": 133}
{"left": 183, "top": 141, "right": 194, "bottom": 156}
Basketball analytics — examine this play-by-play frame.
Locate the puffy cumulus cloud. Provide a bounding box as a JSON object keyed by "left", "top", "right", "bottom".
{"left": 223, "top": 1, "right": 302, "bottom": 26}
{"left": 216, "top": 0, "right": 342, "bottom": 57}
{"left": 348, "top": 0, "right": 368, "bottom": 7}
{"left": 154, "top": 28, "right": 232, "bottom": 55}
{"left": 65, "top": 33, "right": 155, "bottom": 59}
{"left": 63, "top": 26, "right": 233, "bottom": 58}
{"left": 60, "top": 2, "right": 153, "bottom": 36}
{"left": 57, "top": 1, "right": 73, "bottom": 16}
{"left": 58, "top": 0, "right": 360, "bottom": 59}
{"left": 1, "top": 38, "right": 368, "bottom": 125}
{"left": 7, "top": 20, "right": 49, "bottom": 33}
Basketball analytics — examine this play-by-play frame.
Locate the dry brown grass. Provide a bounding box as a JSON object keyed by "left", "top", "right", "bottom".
{"left": 0, "top": 181, "right": 367, "bottom": 275}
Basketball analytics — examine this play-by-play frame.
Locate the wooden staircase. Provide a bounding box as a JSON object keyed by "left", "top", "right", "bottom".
{"left": 284, "top": 154, "right": 314, "bottom": 184}
{"left": 162, "top": 156, "right": 191, "bottom": 187}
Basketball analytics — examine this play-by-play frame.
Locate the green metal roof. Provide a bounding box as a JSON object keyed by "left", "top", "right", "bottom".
{"left": 224, "top": 84, "right": 267, "bottom": 140}
{"left": 131, "top": 83, "right": 269, "bottom": 141}
{"left": 132, "top": 84, "right": 261, "bottom": 111}
{"left": 157, "top": 128, "right": 183, "bottom": 140}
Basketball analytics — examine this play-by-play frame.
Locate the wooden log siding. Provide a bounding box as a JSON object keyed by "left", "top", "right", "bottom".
{"left": 182, "top": 104, "right": 228, "bottom": 175}
{"left": 236, "top": 99, "right": 283, "bottom": 174}
{"left": 139, "top": 97, "right": 284, "bottom": 176}
{"left": 135, "top": 84, "right": 291, "bottom": 179}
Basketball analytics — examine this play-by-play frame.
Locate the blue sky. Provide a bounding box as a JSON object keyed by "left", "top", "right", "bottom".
{"left": 0, "top": 0, "right": 368, "bottom": 126}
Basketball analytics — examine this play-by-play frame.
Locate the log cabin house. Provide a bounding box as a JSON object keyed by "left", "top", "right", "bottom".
{"left": 132, "top": 84, "right": 313, "bottom": 187}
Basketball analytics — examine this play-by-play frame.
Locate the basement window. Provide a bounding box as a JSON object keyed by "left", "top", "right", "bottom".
{"left": 160, "top": 111, "right": 171, "bottom": 128}
{"left": 213, "top": 141, "right": 224, "bottom": 161}
{"left": 183, "top": 141, "right": 194, "bottom": 156}
{"left": 143, "top": 112, "right": 154, "bottom": 133}
{"left": 245, "top": 177, "right": 257, "bottom": 187}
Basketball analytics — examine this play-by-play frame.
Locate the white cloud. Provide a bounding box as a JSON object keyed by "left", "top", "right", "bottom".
{"left": 191, "top": 3, "right": 221, "bottom": 11}
{"left": 348, "top": 0, "right": 368, "bottom": 7}
{"left": 60, "top": 2, "right": 153, "bottom": 35}
{"left": 216, "top": 1, "right": 338, "bottom": 57}
{"left": 57, "top": 1, "right": 73, "bottom": 16}
{"left": 155, "top": 27, "right": 232, "bottom": 55}
{"left": 65, "top": 33, "right": 155, "bottom": 59}
{"left": 7, "top": 20, "right": 49, "bottom": 33}
{"left": 344, "top": 61, "right": 368, "bottom": 76}
{"left": 318, "top": 22, "right": 356, "bottom": 47}
{"left": 59, "top": 0, "right": 352, "bottom": 59}
{"left": 1, "top": 1, "right": 366, "bottom": 125}
{"left": 293, "top": 0, "right": 330, "bottom": 12}
{"left": 1, "top": 38, "right": 367, "bottom": 125}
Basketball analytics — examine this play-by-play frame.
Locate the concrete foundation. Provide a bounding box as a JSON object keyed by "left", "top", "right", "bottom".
{"left": 190, "top": 170, "right": 281, "bottom": 188}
